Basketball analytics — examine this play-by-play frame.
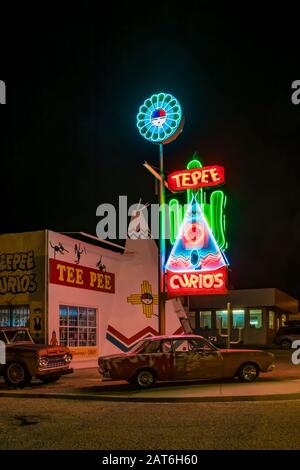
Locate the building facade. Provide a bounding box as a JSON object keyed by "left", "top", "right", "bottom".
{"left": 187, "top": 288, "right": 299, "bottom": 346}
{"left": 0, "top": 230, "right": 186, "bottom": 368}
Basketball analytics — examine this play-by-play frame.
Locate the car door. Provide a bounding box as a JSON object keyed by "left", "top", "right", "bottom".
{"left": 136, "top": 339, "right": 175, "bottom": 380}
{"left": 173, "top": 338, "right": 223, "bottom": 380}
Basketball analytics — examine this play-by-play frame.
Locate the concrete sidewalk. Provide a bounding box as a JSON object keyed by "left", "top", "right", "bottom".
{"left": 0, "top": 350, "right": 299, "bottom": 402}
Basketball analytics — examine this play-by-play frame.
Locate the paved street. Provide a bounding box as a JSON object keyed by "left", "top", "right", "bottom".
{"left": 1, "top": 397, "right": 300, "bottom": 449}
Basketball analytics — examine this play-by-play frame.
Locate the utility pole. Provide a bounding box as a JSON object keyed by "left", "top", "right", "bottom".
{"left": 158, "top": 143, "right": 166, "bottom": 334}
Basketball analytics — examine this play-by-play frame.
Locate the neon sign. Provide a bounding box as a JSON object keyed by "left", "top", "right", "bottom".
{"left": 168, "top": 158, "right": 227, "bottom": 251}
{"left": 167, "top": 267, "right": 227, "bottom": 295}
{"left": 168, "top": 165, "right": 225, "bottom": 191}
{"left": 136, "top": 92, "right": 184, "bottom": 144}
{"left": 166, "top": 194, "right": 228, "bottom": 296}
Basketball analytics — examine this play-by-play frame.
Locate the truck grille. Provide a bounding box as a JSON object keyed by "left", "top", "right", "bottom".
{"left": 46, "top": 357, "right": 66, "bottom": 369}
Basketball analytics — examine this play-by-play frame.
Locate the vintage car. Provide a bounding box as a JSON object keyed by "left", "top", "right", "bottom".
{"left": 0, "top": 327, "right": 73, "bottom": 387}
{"left": 98, "top": 334, "right": 275, "bottom": 389}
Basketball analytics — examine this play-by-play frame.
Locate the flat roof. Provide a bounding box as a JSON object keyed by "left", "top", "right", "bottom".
{"left": 188, "top": 288, "right": 298, "bottom": 314}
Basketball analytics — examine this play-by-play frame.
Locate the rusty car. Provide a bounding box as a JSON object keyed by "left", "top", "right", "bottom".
{"left": 98, "top": 334, "right": 275, "bottom": 388}
{"left": 0, "top": 327, "right": 73, "bottom": 387}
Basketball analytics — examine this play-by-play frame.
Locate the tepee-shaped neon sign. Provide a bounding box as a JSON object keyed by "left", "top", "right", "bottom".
{"left": 166, "top": 195, "right": 228, "bottom": 295}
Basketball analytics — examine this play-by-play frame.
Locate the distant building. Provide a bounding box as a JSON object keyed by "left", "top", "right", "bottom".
{"left": 187, "top": 288, "right": 299, "bottom": 346}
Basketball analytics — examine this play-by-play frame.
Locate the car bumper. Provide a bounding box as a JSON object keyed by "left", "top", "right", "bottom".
{"left": 98, "top": 367, "right": 111, "bottom": 380}
{"left": 36, "top": 367, "right": 73, "bottom": 378}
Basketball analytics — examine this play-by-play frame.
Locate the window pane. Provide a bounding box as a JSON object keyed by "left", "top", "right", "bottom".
{"left": 216, "top": 310, "right": 228, "bottom": 328}
{"left": 68, "top": 306, "right": 78, "bottom": 326}
{"left": 68, "top": 327, "right": 78, "bottom": 347}
{"left": 60, "top": 327, "right": 68, "bottom": 346}
{"left": 60, "top": 306, "right": 68, "bottom": 326}
{"left": 188, "top": 339, "right": 212, "bottom": 351}
{"left": 233, "top": 310, "right": 245, "bottom": 328}
{"left": 79, "top": 327, "right": 87, "bottom": 346}
{"left": 87, "top": 308, "right": 96, "bottom": 327}
{"left": 0, "top": 307, "right": 10, "bottom": 326}
{"left": 249, "top": 309, "right": 262, "bottom": 329}
{"left": 87, "top": 328, "right": 97, "bottom": 346}
{"left": 162, "top": 340, "right": 172, "bottom": 353}
{"left": 79, "top": 307, "right": 87, "bottom": 326}
{"left": 199, "top": 311, "right": 212, "bottom": 328}
{"left": 269, "top": 310, "right": 275, "bottom": 329}
{"left": 10, "top": 305, "right": 30, "bottom": 327}
{"left": 139, "top": 340, "right": 162, "bottom": 353}
{"left": 173, "top": 339, "right": 189, "bottom": 351}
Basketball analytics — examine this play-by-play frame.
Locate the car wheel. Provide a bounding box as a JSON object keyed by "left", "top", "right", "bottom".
{"left": 4, "top": 362, "right": 32, "bottom": 388}
{"left": 135, "top": 369, "right": 156, "bottom": 389}
{"left": 238, "top": 363, "right": 259, "bottom": 382}
{"left": 280, "top": 339, "right": 291, "bottom": 350}
{"left": 40, "top": 376, "right": 61, "bottom": 384}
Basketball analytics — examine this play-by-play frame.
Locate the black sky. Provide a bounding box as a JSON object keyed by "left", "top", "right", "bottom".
{"left": 1, "top": 4, "right": 300, "bottom": 299}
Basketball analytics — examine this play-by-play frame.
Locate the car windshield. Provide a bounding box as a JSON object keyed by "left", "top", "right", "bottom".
{"left": 3, "top": 330, "right": 33, "bottom": 344}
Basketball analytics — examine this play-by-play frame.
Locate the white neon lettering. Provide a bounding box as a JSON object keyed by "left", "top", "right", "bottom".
{"left": 214, "top": 273, "right": 224, "bottom": 288}
{"left": 203, "top": 274, "right": 214, "bottom": 288}
{"left": 170, "top": 275, "right": 180, "bottom": 289}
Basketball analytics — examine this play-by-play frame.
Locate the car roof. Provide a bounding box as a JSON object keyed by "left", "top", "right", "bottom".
{"left": 139, "top": 334, "right": 204, "bottom": 341}
{"left": 0, "top": 327, "right": 29, "bottom": 331}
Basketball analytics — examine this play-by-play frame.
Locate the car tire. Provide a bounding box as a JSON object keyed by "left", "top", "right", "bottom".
{"left": 135, "top": 369, "right": 156, "bottom": 389}
{"left": 238, "top": 363, "right": 259, "bottom": 382}
{"left": 3, "top": 362, "right": 32, "bottom": 388}
{"left": 40, "top": 376, "right": 61, "bottom": 384}
{"left": 280, "top": 339, "right": 291, "bottom": 350}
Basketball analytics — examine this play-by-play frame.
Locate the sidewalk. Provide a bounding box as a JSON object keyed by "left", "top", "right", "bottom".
{"left": 0, "top": 350, "right": 299, "bottom": 402}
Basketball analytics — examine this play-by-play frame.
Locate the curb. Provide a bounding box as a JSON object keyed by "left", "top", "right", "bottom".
{"left": 1, "top": 390, "right": 300, "bottom": 403}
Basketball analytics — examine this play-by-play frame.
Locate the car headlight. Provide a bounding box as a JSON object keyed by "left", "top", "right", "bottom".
{"left": 39, "top": 357, "right": 48, "bottom": 367}
{"left": 64, "top": 353, "right": 72, "bottom": 363}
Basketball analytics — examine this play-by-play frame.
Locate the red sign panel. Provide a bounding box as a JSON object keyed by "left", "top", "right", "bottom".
{"left": 167, "top": 165, "right": 225, "bottom": 191}
{"left": 49, "top": 259, "right": 115, "bottom": 294}
{"left": 166, "top": 267, "right": 227, "bottom": 296}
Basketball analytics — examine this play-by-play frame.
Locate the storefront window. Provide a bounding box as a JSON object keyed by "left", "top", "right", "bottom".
{"left": 233, "top": 310, "right": 245, "bottom": 328}
{"left": 199, "top": 311, "right": 212, "bottom": 328}
{"left": 0, "top": 305, "right": 30, "bottom": 327}
{"left": 249, "top": 309, "right": 263, "bottom": 329}
{"left": 59, "top": 305, "right": 97, "bottom": 347}
{"left": 269, "top": 310, "right": 275, "bottom": 329}
{"left": 216, "top": 310, "right": 245, "bottom": 329}
{"left": 216, "top": 310, "right": 228, "bottom": 328}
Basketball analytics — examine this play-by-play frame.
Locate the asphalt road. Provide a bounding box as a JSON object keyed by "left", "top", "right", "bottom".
{"left": 1, "top": 398, "right": 300, "bottom": 450}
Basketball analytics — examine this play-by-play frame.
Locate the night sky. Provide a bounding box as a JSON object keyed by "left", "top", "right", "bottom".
{"left": 1, "top": 5, "right": 300, "bottom": 299}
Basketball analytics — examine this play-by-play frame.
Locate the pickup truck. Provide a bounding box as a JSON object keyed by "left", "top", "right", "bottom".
{"left": 0, "top": 327, "right": 73, "bottom": 387}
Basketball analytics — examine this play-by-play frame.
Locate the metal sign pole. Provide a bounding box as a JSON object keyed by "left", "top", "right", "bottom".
{"left": 159, "top": 143, "right": 166, "bottom": 334}
{"left": 227, "top": 301, "right": 231, "bottom": 349}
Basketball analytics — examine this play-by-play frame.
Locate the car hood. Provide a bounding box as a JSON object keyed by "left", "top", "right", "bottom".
{"left": 6, "top": 343, "right": 69, "bottom": 356}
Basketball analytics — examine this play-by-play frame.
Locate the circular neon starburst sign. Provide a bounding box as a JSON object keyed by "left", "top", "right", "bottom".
{"left": 137, "top": 92, "right": 184, "bottom": 144}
